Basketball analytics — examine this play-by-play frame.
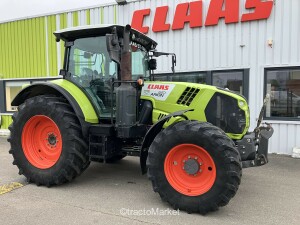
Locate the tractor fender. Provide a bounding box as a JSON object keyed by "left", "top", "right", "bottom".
{"left": 12, "top": 80, "right": 99, "bottom": 137}
{"left": 140, "top": 109, "right": 194, "bottom": 174}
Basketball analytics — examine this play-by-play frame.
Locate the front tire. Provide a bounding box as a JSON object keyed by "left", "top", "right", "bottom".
{"left": 8, "top": 95, "right": 90, "bottom": 186}
{"left": 147, "top": 121, "right": 241, "bottom": 214}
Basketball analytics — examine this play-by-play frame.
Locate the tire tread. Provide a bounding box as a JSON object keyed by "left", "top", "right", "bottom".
{"left": 8, "top": 95, "right": 90, "bottom": 186}
{"left": 147, "top": 121, "right": 241, "bottom": 214}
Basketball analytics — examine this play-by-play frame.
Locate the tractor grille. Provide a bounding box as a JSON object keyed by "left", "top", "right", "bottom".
{"left": 205, "top": 93, "right": 246, "bottom": 134}
{"left": 177, "top": 87, "right": 200, "bottom": 106}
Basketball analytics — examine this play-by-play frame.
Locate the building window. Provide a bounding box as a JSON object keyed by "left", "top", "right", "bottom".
{"left": 170, "top": 72, "right": 207, "bottom": 83}
{"left": 0, "top": 78, "right": 59, "bottom": 113}
{"left": 265, "top": 67, "right": 300, "bottom": 119}
{"left": 5, "top": 81, "right": 30, "bottom": 111}
{"left": 212, "top": 70, "right": 249, "bottom": 98}
{"left": 154, "top": 69, "right": 249, "bottom": 99}
{"left": 153, "top": 74, "right": 169, "bottom": 81}
{"left": 153, "top": 72, "right": 207, "bottom": 83}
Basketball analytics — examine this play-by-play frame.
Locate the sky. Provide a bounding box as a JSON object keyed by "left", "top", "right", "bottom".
{"left": 0, "top": 0, "right": 116, "bottom": 22}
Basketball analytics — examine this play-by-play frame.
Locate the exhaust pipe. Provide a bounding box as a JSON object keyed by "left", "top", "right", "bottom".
{"left": 116, "top": 25, "right": 137, "bottom": 137}
{"left": 120, "top": 24, "right": 132, "bottom": 81}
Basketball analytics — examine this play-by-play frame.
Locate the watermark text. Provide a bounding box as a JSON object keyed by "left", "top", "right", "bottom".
{"left": 120, "top": 208, "right": 180, "bottom": 216}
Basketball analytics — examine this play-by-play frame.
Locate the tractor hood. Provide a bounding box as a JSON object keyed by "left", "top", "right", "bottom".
{"left": 141, "top": 81, "right": 250, "bottom": 140}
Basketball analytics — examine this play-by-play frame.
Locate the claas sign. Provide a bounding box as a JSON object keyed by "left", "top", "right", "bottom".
{"left": 131, "top": 0, "right": 274, "bottom": 34}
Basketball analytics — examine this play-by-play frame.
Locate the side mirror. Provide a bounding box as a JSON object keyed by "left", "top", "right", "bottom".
{"left": 148, "top": 59, "right": 157, "bottom": 70}
{"left": 106, "top": 27, "right": 121, "bottom": 64}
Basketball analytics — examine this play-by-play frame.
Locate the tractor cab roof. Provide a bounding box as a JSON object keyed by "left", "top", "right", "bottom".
{"left": 54, "top": 24, "right": 157, "bottom": 51}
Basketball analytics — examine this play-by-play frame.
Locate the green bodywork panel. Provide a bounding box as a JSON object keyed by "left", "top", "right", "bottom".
{"left": 51, "top": 79, "right": 99, "bottom": 123}
{"left": 141, "top": 81, "right": 250, "bottom": 140}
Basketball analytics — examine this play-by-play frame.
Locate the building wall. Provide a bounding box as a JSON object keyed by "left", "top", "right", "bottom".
{"left": 0, "top": 115, "right": 12, "bottom": 130}
{"left": 0, "top": 5, "right": 118, "bottom": 79}
{"left": 0, "top": 0, "right": 299, "bottom": 154}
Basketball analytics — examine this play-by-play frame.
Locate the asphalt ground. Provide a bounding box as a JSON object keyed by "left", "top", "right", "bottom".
{"left": 0, "top": 136, "right": 300, "bottom": 225}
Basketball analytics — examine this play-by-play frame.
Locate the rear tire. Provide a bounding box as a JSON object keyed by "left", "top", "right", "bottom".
{"left": 8, "top": 95, "right": 90, "bottom": 186}
{"left": 147, "top": 121, "right": 241, "bottom": 214}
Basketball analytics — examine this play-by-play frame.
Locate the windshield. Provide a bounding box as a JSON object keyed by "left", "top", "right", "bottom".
{"left": 67, "top": 36, "right": 149, "bottom": 118}
{"left": 131, "top": 46, "right": 149, "bottom": 79}
{"left": 68, "top": 36, "right": 117, "bottom": 83}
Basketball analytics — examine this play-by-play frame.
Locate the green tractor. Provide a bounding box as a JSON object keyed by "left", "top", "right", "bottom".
{"left": 8, "top": 24, "right": 273, "bottom": 214}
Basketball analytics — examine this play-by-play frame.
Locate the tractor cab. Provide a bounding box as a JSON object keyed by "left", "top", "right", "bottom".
{"left": 54, "top": 25, "right": 157, "bottom": 118}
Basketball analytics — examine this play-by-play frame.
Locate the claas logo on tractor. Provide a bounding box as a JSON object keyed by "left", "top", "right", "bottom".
{"left": 8, "top": 24, "right": 273, "bottom": 214}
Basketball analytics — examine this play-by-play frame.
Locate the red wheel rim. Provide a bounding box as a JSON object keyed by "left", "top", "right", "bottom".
{"left": 21, "top": 115, "right": 62, "bottom": 169}
{"left": 164, "top": 144, "right": 216, "bottom": 196}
